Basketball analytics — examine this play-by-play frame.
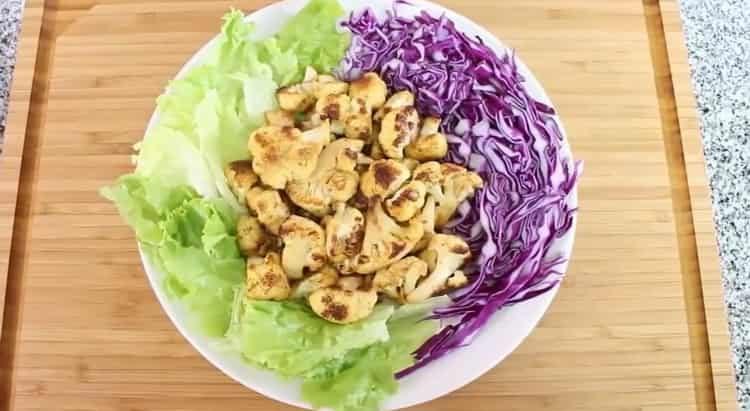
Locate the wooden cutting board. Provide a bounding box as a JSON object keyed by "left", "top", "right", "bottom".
{"left": 0, "top": 0, "right": 737, "bottom": 410}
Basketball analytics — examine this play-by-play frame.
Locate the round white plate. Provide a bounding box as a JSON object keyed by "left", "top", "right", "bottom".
{"left": 139, "top": 0, "right": 578, "bottom": 409}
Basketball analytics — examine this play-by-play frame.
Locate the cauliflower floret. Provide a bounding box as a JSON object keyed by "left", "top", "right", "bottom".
{"left": 324, "top": 203, "right": 365, "bottom": 274}
{"left": 290, "top": 265, "right": 339, "bottom": 299}
{"left": 247, "top": 122, "right": 331, "bottom": 189}
{"left": 413, "top": 195, "right": 437, "bottom": 252}
{"left": 349, "top": 201, "right": 424, "bottom": 274}
{"left": 344, "top": 97, "right": 373, "bottom": 141}
{"left": 308, "top": 287, "right": 377, "bottom": 324}
{"left": 401, "top": 158, "right": 420, "bottom": 171}
{"left": 412, "top": 161, "right": 443, "bottom": 188}
{"left": 373, "top": 256, "right": 428, "bottom": 302}
{"left": 369, "top": 139, "right": 386, "bottom": 160}
{"left": 378, "top": 106, "right": 420, "bottom": 159}
{"left": 406, "top": 234, "right": 471, "bottom": 303}
{"left": 359, "top": 159, "right": 411, "bottom": 199}
{"left": 384, "top": 181, "right": 427, "bottom": 222}
{"left": 405, "top": 117, "right": 448, "bottom": 161}
{"left": 277, "top": 86, "right": 316, "bottom": 112}
{"left": 286, "top": 138, "right": 365, "bottom": 216}
{"left": 375, "top": 90, "right": 415, "bottom": 121}
{"left": 349, "top": 72, "right": 387, "bottom": 109}
{"left": 264, "top": 109, "right": 295, "bottom": 127}
{"left": 313, "top": 74, "right": 349, "bottom": 99}
{"left": 446, "top": 270, "right": 468, "bottom": 288}
{"left": 224, "top": 160, "right": 258, "bottom": 205}
{"left": 313, "top": 93, "right": 351, "bottom": 134}
{"left": 246, "top": 252, "right": 290, "bottom": 300}
{"left": 337, "top": 275, "right": 366, "bottom": 291}
{"left": 411, "top": 162, "right": 483, "bottom": 228}
{"left": 279, "top": 215, "right": 326, "bottom": 279}
{"left": 246, "top": 187, "right": 290, "bottom": 235}
{"left": 437, "top": 163, "right": 483, "bottom": 227}
{"left": 236, "top": 215, "right": 268, "bottom": 257}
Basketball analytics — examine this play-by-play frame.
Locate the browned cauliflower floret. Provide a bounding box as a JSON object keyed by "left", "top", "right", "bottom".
{"left": 407, "top": 234, "right": 471, "bottom": 303}
{"left": 349, "top": 201, "right": 423, "bottom": 274}
{"left": 264, "top": 110, "right": 295, "bottom": 127}
{"left": 378, "top": 106, "right": 420, "bottom": 159}
{"left": 359, "top": 159, "right": 411, "bottom": 199}
{"left": 337, "top": 275, "right": 366, "bottom": 291}
{"left": 246, "top": 187, "right": 290, "bottom": 235}
{"left": 277, "top": 88, "right": 315, "bottom": 112}
{"left": 405, "top": 117, "right": 448, "bottom": 161}
{"left": 290, "top": 265, "right": 339, "bottom": 299}
{"left": 246, "top": 252, "right": 290, "bottom": 300}
{"left": 313, "top": 93, "right": 351, "bottom": 134}
{"left": 344, "top": 97, "right": 373, "bottom": 141}
{"left": 279, "top": 215, "right": 326, "bottom": 280}
{"left": 375, "top": 90, "right": 415, "bottom": 121}
{"left": 373, "top": 256, "right": 428, "bottom": 302}
{"left": 236, "top": 215, "right": 268, "bottom": 257}
{"left": 437, "top": 163, "right": 484, "bottom": 227}
{"left": 308, "top": 287, "right": 377, "bottom": 324}
{"left": 286, "top": 138, "right": 365, "bottom": 216}
{"left": 224, "top": 160, "right": 258, "bottom": 205}
{"left": 247, "top": 122, "right": 331, "bottom": 189}
{"left": 411, "top": 161, "right": 483, "bottom": 228}
{"left": 413, "top": 195, "right": 437, "bottom": 252}
{"left": 277, "top": 67, "right": 348, "bottom": 112}
{"left": 324, "top": 203, "right": 365, "bottom": 274}
{"left": 349, "top": 72, "right": 387, "bottom": 109}
{"left": 384, "top": 181, "right": 427, "bottom": 222}
{"left": 313, "top": 74, "right": 349, "bottom": 99}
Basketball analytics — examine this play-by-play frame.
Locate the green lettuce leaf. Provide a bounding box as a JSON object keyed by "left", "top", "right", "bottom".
{"left": 135, "top": 3, "right": 348, "bottom": 210}
{"left": 102, "top": 0, "right": 350, "bottom": 334}
{"left": 276, "top": 0, "right": 351, "bottom": 79}
{"left": 225, "top": 294, "right": 444, "bottom": 411}
{"left": 225, "top": 298, "right": 393, "bottom": 379}
{"left": 102, "top": 175, "right": 245, "bottom": 336}
{"left": 301, "top": 300, "right": 444, "bottom": 411}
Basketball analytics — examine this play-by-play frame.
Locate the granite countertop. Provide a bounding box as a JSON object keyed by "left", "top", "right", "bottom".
{"left": 0, "top": 0, "right": 747, "bottom": 409}
{"left": 0, "top": 0, "right": 22, "bottom": 140}
{"left": 679, "top": 1, "right": 750, "bottom": 408}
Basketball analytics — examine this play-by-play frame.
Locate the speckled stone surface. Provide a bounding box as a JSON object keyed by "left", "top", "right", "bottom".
{"left": 0, "top": 0, "right": 23, "bottom": 142}
{"left": 679, "top": 0, "right": 750, "bottom": 409}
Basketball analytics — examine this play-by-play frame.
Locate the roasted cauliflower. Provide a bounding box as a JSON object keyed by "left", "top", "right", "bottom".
{"left": 308, "top": 287, "right": 377, "bottom": 324}
{"left": 236, "top": 69, "right": 484, "bottom": 323}
{"left": 359, "top": 159, "right": 411, "bottom": 199}
{"left": 246, "top": 252, "right": 290, "bottom": 300}
{"left": 279, "top": 215, "right": 327, "bottom": 279}
{"left": 246, "top": 187, "right": 290, "bottom": 236}
{"left": 286, "top": 138, "right": 364, "bottom": 216}
{"left": 247, "top": 121, "right": 331, "bottom": 189}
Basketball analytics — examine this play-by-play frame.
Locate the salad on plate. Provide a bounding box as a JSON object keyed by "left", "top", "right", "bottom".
{"left": 101, "top": 0, "right": 581, "bottom": 410}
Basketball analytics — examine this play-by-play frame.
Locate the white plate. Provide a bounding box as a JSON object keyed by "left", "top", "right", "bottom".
{"left": 139, "top": 0, "right": 578, "bottom": 409}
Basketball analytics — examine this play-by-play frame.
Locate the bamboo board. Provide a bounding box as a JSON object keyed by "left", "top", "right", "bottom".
{"left": 0, "top": 0, "right": 737, "bottom": 410}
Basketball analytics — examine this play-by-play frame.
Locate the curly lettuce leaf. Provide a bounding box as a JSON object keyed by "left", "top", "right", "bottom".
{"left": 135, "top": 4, "right": 348, "bottom": 211}
{"left": 301, "top": 300, "right": 444, "bottom": 411}
{"left": 103, "top": 0, "right": 350, "bottom": 335}
{"left": 225, "top": 298, "right": 393, "bottom": 379}
{"left": 225, "top": 294, "right": 445, "bottom": 411}
{"left": 102, "top": 175, "right": 245, "bottom": 336}
{"left": 276, "top": 0, "right": 350, "bottom": 78}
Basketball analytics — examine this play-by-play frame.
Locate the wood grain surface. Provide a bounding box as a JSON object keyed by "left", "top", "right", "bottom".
{"left": 657, "top": 1, "right": 737, "bottom": 410}
{"left": 0, "top": 0, "right": 45, "bottom": 338}
{"left": 0, "top": 0, "right": 736, "bottom": 410}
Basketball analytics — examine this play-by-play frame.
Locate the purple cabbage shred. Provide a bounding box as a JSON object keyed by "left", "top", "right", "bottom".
{"left": 338, "top": 5, "right": 583, "bottom": 377}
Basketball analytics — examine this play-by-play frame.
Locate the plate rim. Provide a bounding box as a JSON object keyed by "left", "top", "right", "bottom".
{"left": 139, "top": 0, "right": 578, "bottom": 409}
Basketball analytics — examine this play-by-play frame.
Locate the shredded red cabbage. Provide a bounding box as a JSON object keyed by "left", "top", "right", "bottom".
{"left": 339, "top": 6, "right": 582, "bottom": 376}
